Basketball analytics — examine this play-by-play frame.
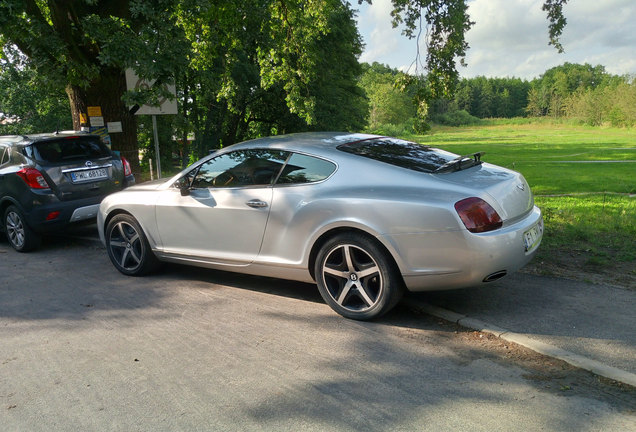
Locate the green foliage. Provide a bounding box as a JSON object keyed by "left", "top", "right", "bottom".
{"left": 359, "top": 62, "right": 416, "bottom": 129}
{"left": 564, "top": 78, "right": 636, "bottom": 127}
{"left": 427, "top": 76, "right": 531, "bottom": 124}
{"left": 383, "top": 0, "right": 567, "bottom": 118}
{"left": 526, "top": 63, "right": 611, "bottom": 118}
{"left": 0, "top": 48, "right": 72, "bottom": 134}
{"left": 367, "top": 119, "right": 418, "bottom": 138}
{"left": 417, "top": 122, "right": 636, "bottom": 195}
{"left": 409, "top": 122, "right": 636, "bottom": 270}
{"left": 536, "top": 194, "right": 636, "bottom": 266}
{"left": 174, "top": 0, "right": 368, "bottom": 163}
{"left": 430, "top": 110, "right": 481, "bottom": 126}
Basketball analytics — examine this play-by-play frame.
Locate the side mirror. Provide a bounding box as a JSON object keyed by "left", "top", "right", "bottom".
{"left": 176, "top": 177, "right": 191, "bottom": 196}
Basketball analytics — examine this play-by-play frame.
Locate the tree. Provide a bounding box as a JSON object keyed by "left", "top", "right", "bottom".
{"left": 360, "top": 64, "right": 416, "bottom": 128}
{"left": 0, "top": 0, "right": 197, "bottom": 178}
{"left": 378, "top": 0, "right": 569, "bottom": 127}
{"left": 0, "top": 47, "right": 72, "bottom": 134}
{"left": 175, "top": 0, "right": 368, "bottom": 163}
{"left": 0, "top": 0, "right": 351, "bottom": 178}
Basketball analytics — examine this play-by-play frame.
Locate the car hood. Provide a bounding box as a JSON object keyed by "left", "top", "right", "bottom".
{"left": 124, "top": 178, "right": 170, "bottom": 191}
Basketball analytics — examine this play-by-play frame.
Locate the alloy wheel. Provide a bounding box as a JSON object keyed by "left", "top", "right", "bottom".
{"left": 321, "top": 243, "right": 384, "bottom": 312}
{"left": 6, "top": 211, "right": 25, "bottom": 249}
{"left": 108, "top": 220, "right": 144, "bottom": 272}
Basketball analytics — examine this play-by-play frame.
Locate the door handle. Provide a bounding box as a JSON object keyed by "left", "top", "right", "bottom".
{"left": 246, "top": 199, "right": 268, "bottom": 209}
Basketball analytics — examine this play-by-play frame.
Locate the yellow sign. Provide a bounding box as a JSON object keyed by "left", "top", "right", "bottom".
{"left": 79, "top": 113, "right": 88, "bottom": 124}
{"left": 87, "top": 106, "right": 102, "bottom": 117}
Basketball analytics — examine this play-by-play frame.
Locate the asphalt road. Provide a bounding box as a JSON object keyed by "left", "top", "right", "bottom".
{"left": 1, "top": 229, "right": 635, "bottom": 431}
{"left": 411, "top": 273, "right": 636, "bottom": 376}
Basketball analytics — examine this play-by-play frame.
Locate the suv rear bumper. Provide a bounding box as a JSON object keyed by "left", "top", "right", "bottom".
{"left": 24, "top": 195, "right": 105, "bottom": 233}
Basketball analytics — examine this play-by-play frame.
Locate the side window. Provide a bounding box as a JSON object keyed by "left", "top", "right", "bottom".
{"left": 191, "top": 149, "right": 289, "bottom": 188}
{"left": 276, "top": 153, "right": 336, "bottom": 185}
{"left": 0, "top": 146, "right": 8, "bottom": 166}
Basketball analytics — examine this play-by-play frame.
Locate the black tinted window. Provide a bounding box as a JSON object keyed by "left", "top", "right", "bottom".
{"left": 337, "top": 138, "right": 457, "bottom": 173}
{"left": 32, "top": 137, "right": 112, "bottom": 163}
{"left": 192, "top": 149, "right": 289, "bottom": 188}
{"left": 276, "top": 153, "right": 336, "bottom": 184}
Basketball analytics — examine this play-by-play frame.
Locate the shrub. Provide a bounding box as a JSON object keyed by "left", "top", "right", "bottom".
{"left": 430, "top": 110, "right": 482, "bottom": 127}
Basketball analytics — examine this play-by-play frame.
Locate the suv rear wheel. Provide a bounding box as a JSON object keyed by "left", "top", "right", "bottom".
{"left": 4, "top": 205, "right": 41, "bottom": 252}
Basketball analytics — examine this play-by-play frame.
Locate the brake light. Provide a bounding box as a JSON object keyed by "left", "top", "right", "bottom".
{"left": 121, "top": 157, "right": 132, "bottom": 177}
{"left": 455, "top": 197, "right": 503, "bottom": 233}
{"left": 16, "top": 168, "right": 50, "bottom": 189}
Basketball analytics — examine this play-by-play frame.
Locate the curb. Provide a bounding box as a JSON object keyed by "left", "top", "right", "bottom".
{"left": 402, "top": 298, "right": 636, "bottom": 388}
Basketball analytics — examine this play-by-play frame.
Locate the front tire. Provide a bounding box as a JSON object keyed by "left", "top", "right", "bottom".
{"left": 4, "top": 205, "right": 41, "bottom": 252}
{"left": 315, "top": 232, "right": 404, "bottom": 320}
{"left": 105, "top": 214, "right": 160, "bottom": 276}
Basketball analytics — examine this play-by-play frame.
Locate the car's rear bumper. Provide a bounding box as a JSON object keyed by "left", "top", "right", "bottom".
{"left": 23, "top": 195, "right": 105, "bottom": 233}
{"left": 380, "top": 206, "right": 543, "bottom": 291}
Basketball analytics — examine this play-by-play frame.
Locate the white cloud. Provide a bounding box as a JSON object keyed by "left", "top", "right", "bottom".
{"left": 356, "top": 0, "right": 636, "bottom": 79}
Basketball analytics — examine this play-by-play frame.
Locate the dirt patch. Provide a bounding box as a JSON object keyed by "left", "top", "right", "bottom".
{"left": 521, "top": 248, "right": 636, "bottom": 291}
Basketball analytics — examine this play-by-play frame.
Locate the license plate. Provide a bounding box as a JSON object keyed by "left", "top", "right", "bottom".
{"left": 523, "top": 221, "right": 543, "bottom": 253}
{"left": 70, "top": 168, "right": 108, "bottom": 183}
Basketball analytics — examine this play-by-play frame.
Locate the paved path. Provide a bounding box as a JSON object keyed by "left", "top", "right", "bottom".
{"left": 408, "top": 273, "right": 636, "bottom": 380}
{"left": 1, "top": 233, "right": 635, "bottom": 431}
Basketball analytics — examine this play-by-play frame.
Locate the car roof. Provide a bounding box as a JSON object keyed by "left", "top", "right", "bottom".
{"left": 0, "top": 131, "right": 97, "bottom": 146}
{"left": 225, "top": 132, "right": 387, "bottom": 157}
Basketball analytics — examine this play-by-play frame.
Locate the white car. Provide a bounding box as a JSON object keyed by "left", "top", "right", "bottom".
{"left": 98, "top": 132, "right": 543, "bottom": 320}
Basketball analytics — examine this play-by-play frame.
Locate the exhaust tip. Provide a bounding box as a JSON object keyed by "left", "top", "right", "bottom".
{"left": 483, "top": 270, "right": 507, "bottom": 283}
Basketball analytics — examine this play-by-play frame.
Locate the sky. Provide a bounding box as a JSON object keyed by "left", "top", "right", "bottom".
{"left": 356, "top": 0, "right": 636, "bottom": 80}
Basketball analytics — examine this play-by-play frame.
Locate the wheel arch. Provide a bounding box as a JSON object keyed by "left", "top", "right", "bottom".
{"left": 307, "top": 226, "right": 404, "bottom": 283}
{"left": 0, "top": 197, "right": 23, "bottom": 231}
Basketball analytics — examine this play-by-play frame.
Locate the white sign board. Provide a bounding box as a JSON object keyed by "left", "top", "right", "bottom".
{"left": 107, "top": 122, "right": 123, "bottom": 133}
{"left": 125, "top": 69, "right": 178, "bottom": 115}
{"left": 90, "top": 116, "right": 104, "bottom": 127}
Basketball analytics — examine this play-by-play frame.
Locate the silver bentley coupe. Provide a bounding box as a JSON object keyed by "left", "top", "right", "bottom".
{"left": 98, "top": 132, "right": 543, "bottom": 320}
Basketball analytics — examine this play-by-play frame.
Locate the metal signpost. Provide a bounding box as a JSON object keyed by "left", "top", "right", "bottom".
{"left": 125, "top": 69, "right": 178, "bottom": 179}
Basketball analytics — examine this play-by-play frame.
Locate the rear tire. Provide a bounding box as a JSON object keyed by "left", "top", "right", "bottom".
{"left": 105, "top": 214, "right": 160, "bottom": 276}
{"left": 315, "top": 232, "right": 404, "bottom": 320}
{"left": 4, "top": 205, "right": 41, "bottom": 252}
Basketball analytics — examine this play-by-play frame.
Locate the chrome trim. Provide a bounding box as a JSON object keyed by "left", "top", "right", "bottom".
{"left": 70, "top": 204, "right": 100, "bottom": 222}
{"left": 246, "top": 199, "right": 268, "bottom": 208}
{"left": 62, "top": 163, "right": 113, "bottom": 173}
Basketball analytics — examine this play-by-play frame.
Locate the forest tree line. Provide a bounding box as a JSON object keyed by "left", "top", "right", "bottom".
{"left": 364, "top": 61, "right": 636, "bottom": 130}
{"left": 2, "top": 53, "right": 634, "bottom": 174}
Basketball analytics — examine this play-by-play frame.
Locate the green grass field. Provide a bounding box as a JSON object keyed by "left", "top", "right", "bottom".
{"left": 411, "top": 122, "right": 636, "bottom": 273}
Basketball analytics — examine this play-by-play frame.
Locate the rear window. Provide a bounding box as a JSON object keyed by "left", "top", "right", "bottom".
{"left": 29, "top": 137, "right": 112, "bottom": 163}
{"left": 337, "top": 138, "right": 458, "bottom": 174}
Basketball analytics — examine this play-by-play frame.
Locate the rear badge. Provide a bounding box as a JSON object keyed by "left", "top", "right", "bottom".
{"left": 86, "top": 161, "right": 93, "bottom": 168}
{"left": 517, "top": 183, "right": 525, "bottom": 191}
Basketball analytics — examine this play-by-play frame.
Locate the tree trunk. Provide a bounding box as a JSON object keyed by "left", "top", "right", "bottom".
{"left": 66, "top": 67, "right": 141, "bottom": 182}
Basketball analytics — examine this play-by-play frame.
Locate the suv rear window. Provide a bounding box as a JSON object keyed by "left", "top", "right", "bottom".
{"left": 29, "top": 137, "right": 112, "bottom": 163}
{"left": 337, "top": 138, "right": 458, "bottom": 174}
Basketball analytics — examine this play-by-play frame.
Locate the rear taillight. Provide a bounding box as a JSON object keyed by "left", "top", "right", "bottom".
{"left": 16, "top": 168, "right": 50, "bottom": 189}
{"left": 122, "top": 157, "right": 132, "bottom": 177}
{"left": 455, "top": 197, "right": 503, "bottom": 233}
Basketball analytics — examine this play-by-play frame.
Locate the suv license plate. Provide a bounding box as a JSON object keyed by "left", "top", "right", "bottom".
{"left": 71, "top": 168, "right": 108, "bottom": 183}
{"left": 523, "top": 221, "right": 543, "bottom": 253}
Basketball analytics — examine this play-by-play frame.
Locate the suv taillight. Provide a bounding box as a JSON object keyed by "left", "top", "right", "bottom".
{"left": 122, "top": 157, "right": 132, "bottom": 177}
{"left": 16, "top": 168, "right": 50, "bottom": 189}
{"left": 455, "top": 197, "right": 503, "bottom": 233}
